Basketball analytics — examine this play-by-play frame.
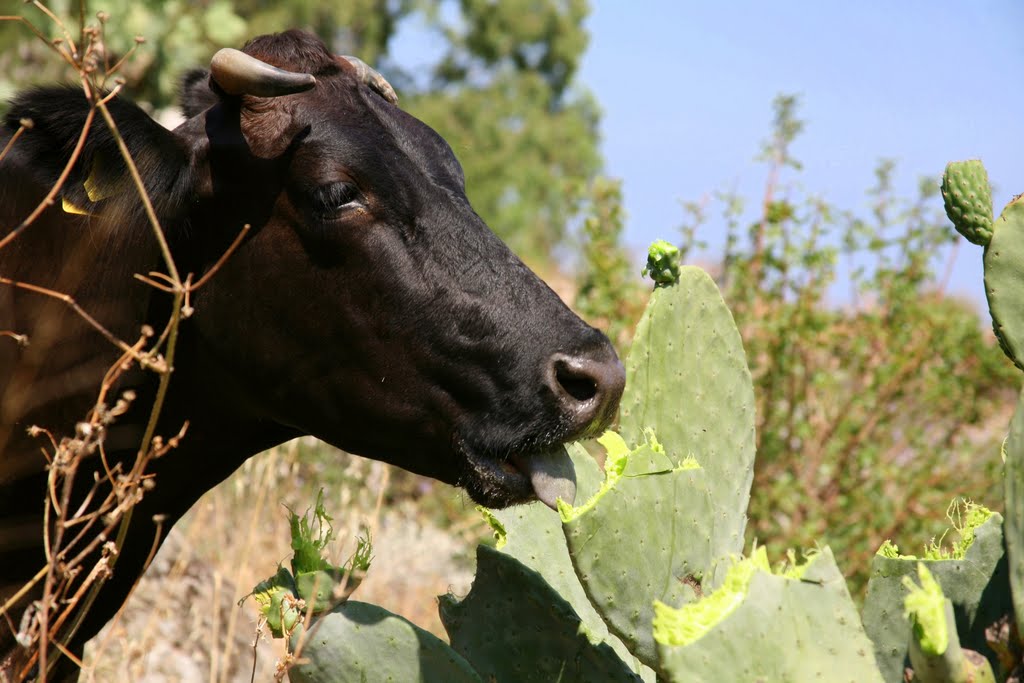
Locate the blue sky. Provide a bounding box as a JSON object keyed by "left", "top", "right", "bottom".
{"left": 576, "top": 2, "right": 1023, "bottom": 308}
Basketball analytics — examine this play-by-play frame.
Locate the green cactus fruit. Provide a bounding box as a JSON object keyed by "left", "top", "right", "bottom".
{"left": 487, "top": 445, "right": 655, "bottom": 681}
{"left": 861, "top": 507, "right": 1009, "bottom": 682}
{"left": 903, "top": 564, "right": 997, "bottom": 683}
{"left": 439, "top": 545, "right": 644, "bottom": 682}
{"left": 654, "top": 547, "right": 884, "bottom": 683}
{"left": 642, "top": 239, "right": 681, "bottom": 286}
{"left": 618, "top": 265, "right": 756, "bottom": 581}
{"left": 556, "top": 436, "right": 713, "bottom": 672}
{"left": 983, "top": 194, "right": 1024, "bottom": 370}
{"left": 288, "top": 601, "right": 482, "bottom": 683}
{"left": 1005, "top": 387, "right": 1024, "bottom": 642}
{"left": 942, "top": 160, "right": 994, "bottom": 246}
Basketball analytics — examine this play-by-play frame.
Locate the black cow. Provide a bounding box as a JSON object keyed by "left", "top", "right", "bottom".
{"left": 0, "top": 30, "right": 624, "bottom": 681}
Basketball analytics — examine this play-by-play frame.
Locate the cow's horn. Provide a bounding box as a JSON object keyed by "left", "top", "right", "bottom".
{"left": 340, "top": 56, "right": 399, "bottom": 105}
{"left": 210, "top": 48, "right": 316, "bottom": 97}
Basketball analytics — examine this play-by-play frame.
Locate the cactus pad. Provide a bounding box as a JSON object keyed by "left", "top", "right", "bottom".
{"left": 558, "top": 440, "right": 714, "bottom": 670}
{"left": 1005, "top": 388, "right": 1024, "bottom": 637}
{"left": 942, "top": 160, "right": 994, "bottom": 246}
{"left": 654, "top": 548, "right": 884, "bottom": 683}
{"left": 861, "top": 510, "right": 1009, "bottom": 682}
{"left": 618, "top": 265, "right": 756, "bottom": 568}
{"left": 439, "top": 545, "right": 643, "bottom": 682}
{"left": 288, "top": 601, "right": 482, "bottom": 682}
{"left": 488, "top": 444, "right": 655, "bottom": 681}
{"left": 983, "top": 195, "right": 1024, "bottom": 370}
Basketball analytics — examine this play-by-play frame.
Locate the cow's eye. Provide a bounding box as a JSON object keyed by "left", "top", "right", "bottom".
{"left": 311, "top": 182, "right": 360, "bottom": 217}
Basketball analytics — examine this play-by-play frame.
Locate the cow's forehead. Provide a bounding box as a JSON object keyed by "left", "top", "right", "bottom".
{"left": 290, "top": 79, "right": 465, "bottom": 193}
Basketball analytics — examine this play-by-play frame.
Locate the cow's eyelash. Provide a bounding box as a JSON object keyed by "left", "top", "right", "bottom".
{"left": 310, "top": 181, "right": 360, "bottom": 216}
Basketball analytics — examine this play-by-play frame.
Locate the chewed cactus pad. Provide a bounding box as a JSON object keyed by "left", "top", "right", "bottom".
{"left": 861, "top": 511, "right": 1008, "bottom": 682}
{"left": 487, "top": 445, "right": 655, "bottom": 681}
{"left": 618, "top": 266, "right": 756, "bottom": 580}
{"left": 654, "top": 548, "right": 884, "bottom": 683}
{"left": 557, "top": 439, "right": 712, "bottom": 670}
{"left": 942, "top": 160, "right": 994, "bottom": 246}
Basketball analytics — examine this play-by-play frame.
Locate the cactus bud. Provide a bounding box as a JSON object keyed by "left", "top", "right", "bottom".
{"left": 942, "top": 160, "right": 994, "bottom": 246}
{"left": 642, "top": 240, "right": 680, "bottom": 286}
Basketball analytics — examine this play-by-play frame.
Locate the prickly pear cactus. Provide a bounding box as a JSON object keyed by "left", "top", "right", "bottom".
{"left": 288, "top": 601, "right": 482, "bottom": 683}
{"left": 653, "top": 547, "right": 884, "bottom": 683}
{"left": 861, "top": 505, "right": 1008, "bottom": 682}
{"left": 942, "top": 159, "right": 1024, "bottom": 370}
{"left": 942, "top": 160, "right": 994, "bottom": 246}
{"left": 618, "top": 264, "right": 756, "bottom": 572}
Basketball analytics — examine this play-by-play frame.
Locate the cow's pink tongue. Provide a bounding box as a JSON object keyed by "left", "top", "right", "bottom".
{"left": 512, "top": 449, "right": 576, "bottom": 510}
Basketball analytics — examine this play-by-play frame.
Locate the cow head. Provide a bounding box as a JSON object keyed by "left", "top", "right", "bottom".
{"left": 166, "top": 30, "right": 624, "bottom": 509}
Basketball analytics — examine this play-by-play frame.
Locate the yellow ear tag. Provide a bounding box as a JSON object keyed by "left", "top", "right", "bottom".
{"left": 83, "top": 156, "right": 114, "bottom": 202}
{"left": 61, "top": 196, "right": 91, "bottom": 215}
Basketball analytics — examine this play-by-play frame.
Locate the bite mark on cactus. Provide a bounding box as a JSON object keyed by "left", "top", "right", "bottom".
{"left": 477, "top": 506, "right": 508, "bottom": 549}
{"left": 652, "top": 545, "right": 820, "bottom": 648}
{"left": 677, "top": 456, "right": 700, "bottom": 471}
{"left": 557, "top": 430, "right": 698, "bottom": 523}
{"left": 903, "top": 564, "right": 949, "bottom": 656}
{"left": 875, "top": 499, "right": 992, "bottom": 561}
{"left": 558, "top": 433, "right": 628, "bottom": 523}
{"left": 877, "top": 539, "right": 902, "bottom": 559}
{"left": 651, "top": 547, "right": 771, "bottom": 647}
{"left": 922, "top": 500, "right": 993, "bottom": 561}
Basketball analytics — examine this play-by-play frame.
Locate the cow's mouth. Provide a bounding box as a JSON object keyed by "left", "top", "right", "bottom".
{"left": 458, "top": 441, "right": 577, "bottom": 511}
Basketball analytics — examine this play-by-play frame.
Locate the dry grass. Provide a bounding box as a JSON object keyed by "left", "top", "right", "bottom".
{"left": 80, "top": 439, "right": 486, "bottom": 682}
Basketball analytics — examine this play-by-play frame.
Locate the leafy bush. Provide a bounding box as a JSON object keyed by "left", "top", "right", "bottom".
{"left": 672, "top": 95, "right": 1017, "bottom": 594}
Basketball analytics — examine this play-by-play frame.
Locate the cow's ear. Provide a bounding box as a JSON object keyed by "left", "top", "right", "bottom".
{"left": 5, "top": 86, "right": 194, "bottom": 218}
{"left": 179, "top": 68, "right": 219, "bottom": 118}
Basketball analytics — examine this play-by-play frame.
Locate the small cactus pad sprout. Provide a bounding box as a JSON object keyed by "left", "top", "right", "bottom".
{"left": 903, "top": 564, "right": 997, "bottom": 683}
{"left": 642, "top": 240, "right": 681, "bottom": 286}
{"left": 942, "top": 160, "right": 994, "bottom": 246}
{"left": 903, "top": 564, "right": 950, "bottom": 658}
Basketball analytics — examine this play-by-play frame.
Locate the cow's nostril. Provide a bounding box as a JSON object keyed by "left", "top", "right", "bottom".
{"left": 546, "top": 350, "right": 626, "bottom": 437}
{"left": 555, "top": 361, "right": 599, "bottom": 403}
